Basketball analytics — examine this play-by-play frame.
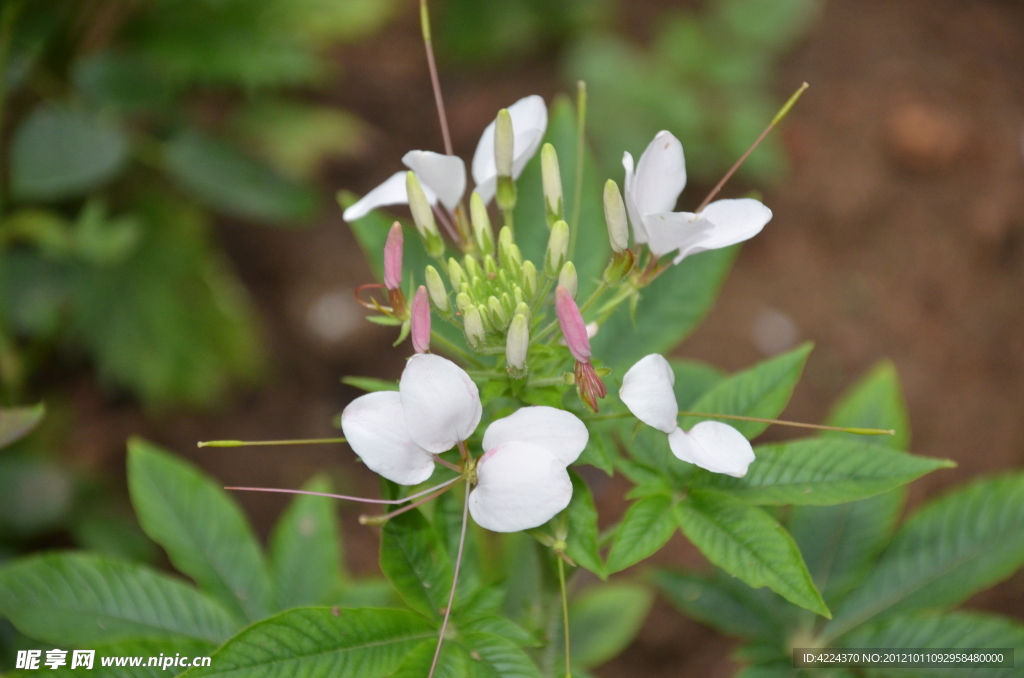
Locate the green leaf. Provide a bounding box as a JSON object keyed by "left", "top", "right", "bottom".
{"left": 674, "top": 490, "right": 829, "bottom": 617}
{"left": 824, "top": 360, "right": 911, "bottom": 450}
{"left": 605, "top": 494, "right": 677, "bottom": 574}
{"left": 670, "top": 358, "right": 724, "bottom": 409}
{"left": 181, "top": 607, "right": 434, "bottom": 678}
{"left": 10, "top": 105, "right": 128, "bottom": 201}
{"left": 379, "top": 508, "right": 453, "bottom": 619}
{"left": 694, "top": 438, "right": 953, "bottom": 505}
{"left": 432, "top": 488, "right": 482, "bottom": 598}
{"left": 0, "top": 403, "right": 44, "bottom": 449}
{"left": 652, "top": 568, "right": 785, "bottom": 640}
{"left": 824, "top": 472, "right": 1024, "bottom": 640}
{"left": 389, "top": 639, "right": 467, "bottom": 678}
{"left": 459, "top": 615, "right": 540, "bottom": 648}
{"left": 576, "top": 428, "right": 616, "bottom": 475}
{"left": 590, "top": 247, "right": 737, "bottom": 370}
{"left": 164, "top": 130, "right": 317, "bottom": 223}
{"left": 269, "top": 475, "right": 343, "bottom": 609}
{"left": 127, "top": 438, "right": 273, "bottom": 622}
{"left": 556, "top": 583, "right": 654, "bottom": 669}
{"left": 0, "top": 552, "right": 238, "bottom": 645}
{"left": 840, "top": 612, "right": 1024, "bottom": 678}
{"left": 461, "top": 631, "right": 543, "bottom": 678}
{"left": 680, "top": 343, "right": 812, "bottom": 438}
{"left": 47, "top": 638, "right": 215, "bottom": 678}
{"left": 565, "top": 470, "right": 604, "bottom": 577}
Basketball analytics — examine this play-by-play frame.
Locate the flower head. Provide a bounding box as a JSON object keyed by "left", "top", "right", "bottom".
{"left": 620, "top": 354, "right": 754, "bottom": 477}
{"left": 623, "top": 131, "right": 773, "bottom": 264}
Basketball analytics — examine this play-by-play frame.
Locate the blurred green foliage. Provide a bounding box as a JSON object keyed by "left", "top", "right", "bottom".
{"left": 0, "top": 0, "right": 398, "bottom": 408}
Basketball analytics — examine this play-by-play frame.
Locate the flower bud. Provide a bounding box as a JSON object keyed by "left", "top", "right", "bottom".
{"left": 488, "top": 295, "right": 508, "bottom": 328}
{"left": 498, "top": 226, "right": 516, "bottom": 272}
{"left": 455, "top": 291, "right": 473, "bottom": 315}
{"left": 383, "top": 222, "right": 403, "bottom": 290}
{"left": 410, "top": 286, "right": 430, "bottom": 354}
{"left": 603, "top": 248, "right": 634, "bottom": 284}
{"left": 470, "top": 192, "right": 494, "bottom": 255}
{"left": 555, "top": 285, "right": 590, "bottom": 363}
{"left": 541, "top": 143, "right": 563, "bottom": 227}
{"left": 506, "top": 312, "right": 529, "bottom": 379}
{"left": 500, "top": 292, "right": 514, "bottom": 318}
{"left": 483, "top": 254, "right": 498, "bottom": 277}
{"left": 603, "top": 179, "right": 629, "bottom": 254}
{"left": 495, "top": 109, "right": 514, "bottom": 178}
{"left": 464, "top": 254, "right": 481, "bottom": 283}
{"left": 513, "top": 285, "right": 524, "bottom": 307}
{"left": 477, "top": 304, "right": 493, "bottom": 331}
{"left": 514, "top": 301, "right": 530, "bottom": 321}
{"left": 545, "top": 220, "right": 569, "bottom": 277}
{"left": 558, "top": 261, "right": 578, "bottom": 299}
{"left": 424, "top": 265, "right": 448, "bottom": 313}
{"left": 406, "top": 172, "right": 443, "bottom": 257}
{"left": 521, "top": 260, "right": 537, "bottom": 299}
{"left": 448, "top": 258, "right": 465, "bottom": 293}
{"left": 463, "top": 305, "right": 485, "bottom": 347}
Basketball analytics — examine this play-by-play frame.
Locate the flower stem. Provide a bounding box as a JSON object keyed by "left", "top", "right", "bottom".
{"left": 568, "top": 80, "right": 587, "bottom": 260}
{"left": 225, "top": 476, "right": 460, "bottom": 505}
{"left": 695, "top": 82, "right": 808, "bottom": 213}
{"left": 428, "top": 481, "right": 470, "bottom": 678}
{"left": 360, "top": 481, "right": 458, "bottom": 525}
{"left": 198, "top": 437, "right": 347, "bottom": 448}
{"left": 557, "top": 555, "right": 572, "bottom": 678}
{"left": 419, "top": 0, "right": 453, "bottom": 156}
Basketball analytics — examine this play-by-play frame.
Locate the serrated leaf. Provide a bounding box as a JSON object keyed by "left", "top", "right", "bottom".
{"left": 565, "top": 470, "right": 604, "bottom": 577}
{"left": 680, "top": 343, "right": 812, "bottom": 438}
{"left": 48, "top": 638, "right": 215, "bottom": 678}
{"left": 0, "top": 403, "right": 44, "bottom": 449}
{"left": 127, "top": 438, "right": 273, "bottom": 622}
{"left": 674, "top": 490, "right": 829, "bottom": 617}
{"left": 604, "top": 494, "right": 677, "bottom": 574}
{"left": 461, "top": 631, "right": 543, "bottom": 678}
{"left": 554, "top": 583, "right": 654, "bottom": 669}
{"left": 824, "top": 473, "right": 1024, "bottom": 640}
{"left": 10, "top": 105, "right": 128, "bottom": 201}
{"left": 652, "top": 568, "right": 786, "bottom": 640}
{"left": 840, "top": 611, "right": 1024, "bottom": 678}
{"left": 181, "top": 607, "right": 434, "bottom": 678}
{"left": 0, "top": 552, "right": 238, "bottom": 645}
{"left": 825, "top": 360, "right": 911, "bottom": 450}
{"left": 694, "top": 438, "right": 952, "bottom": 505}
{"left": 379, "top": 508, "right": 453, "bottom": 619}
{"left": 164, "top": 130, "right": 316, "bottom": 223}
{"left": 269, "top": 475, "right": 344, "bottom": 609}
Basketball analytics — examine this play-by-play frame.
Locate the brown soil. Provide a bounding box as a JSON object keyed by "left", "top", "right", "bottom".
{"left": 60, "top": 0, "right": 1024, "bottom": 676}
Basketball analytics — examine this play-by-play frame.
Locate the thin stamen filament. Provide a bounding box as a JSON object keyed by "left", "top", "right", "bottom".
{"left": 360, "top": 482, "right": 457, "bottom": 524}
{"left": 678, "top": 410, "right": 895, "bottom": 436}
{"left": 428, "top": 481, "right": 471, "bottom": 678}
{"left": 200, "top": 437, "right": 347, "bottom": 448}
{"left": 226, "top": 476, "right": 460, "bottom": 506}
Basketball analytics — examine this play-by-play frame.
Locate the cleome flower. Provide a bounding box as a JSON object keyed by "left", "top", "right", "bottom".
{"left": 340, "top": 353, "right": 587, "bottom": 532}
{"left": 623, "top": 131, "right": 773, "bottom": 264}
{"left": 619, "top": 354, "right": 754, "bottom": 477}
{"left": 342, "top": 95, "right": 547, "bottom": 221}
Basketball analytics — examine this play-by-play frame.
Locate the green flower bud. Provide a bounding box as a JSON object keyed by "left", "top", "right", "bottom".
{"left": 521, "top": 260, "right": 538, "bottom": 299}
{"left": 424, "top": 265, "right": 448, "bottom": 313}
{"left": 483, "top": 254, "right": 498, "bottom": 277}
{"left": 464, "top": 254, "right": 481, "bottom": 281}
{"left": 495, "top": 109, "right": 514, "bottom": 178}
{"left": 603, "top": 179, "right": 629, "bottom": 253}
{"left": 488, "top": 295, "right": 508, "bottom": 328}
{"left": 463, "top": 305, "right": 485, "bottom": 347}
{"left": 513, "top": 286, "right": 524, "bottom": 307}
{"left": 500, "top": 292, "right": 514, "bottom": 318}
{"left": 558, "top": 261, "right": 578, "bottom": 299}
{"left": 541, "top": 143, "right": 563, "bottom": 227}
{"left": 514, "top": 301, "right": 530, "bottom": 321}
{"left": 470, "top": 192, "right": 494, "bottom": 256}
{"left": 477, "top": 303, "right": 493, "bottom": 332}
{"left": 545, "top": 220, "right": 569, "bottom": 277}
{"left": 455, "top": 292, "right": 473, "bottom": 315}
{"left": 406, "top": 172, "right": 443, "bottom": 257}
{"left": 447, "top": 258, "right": 465, "bottom": 292}
{"left": 506, "top": 312, "right": 529, "bottom": 378}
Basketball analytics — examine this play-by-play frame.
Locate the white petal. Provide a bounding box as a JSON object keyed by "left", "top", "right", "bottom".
{"left": 693, "top": 199, "right": 773, "bottom": 253}
{"left": 633, "top": 131, "right": 687, "bottom": 216}
{"left": 482, "top": 406, "right": 589, "bottom": 466}
{"left": 642, "top": 211, "right": 715, "bottom": 260}
{"left": 622, "top": 151, "right": 648, "bottom": 244}
{"left": 619, "top": 354, "right": 679, "bottom": 433}
{"left": 340, "top": 391, "right": 435, "bottom": 485}
{"left": 469, "top": 441, "right": 572, "bottom": 532}
{"left": 668, "top": 421, "right": 755, "bottom": 477}
{"left": 399, "top": 354, "right": 482, "bottom": 453}
{"left": 342, "top": 171, "right": 438, "bottom": 221}
{"left": 402, "top": 151, "right": 466, "bottom": 212}
{"left": 472, "top": 95, "right": 548, "bottom": 188}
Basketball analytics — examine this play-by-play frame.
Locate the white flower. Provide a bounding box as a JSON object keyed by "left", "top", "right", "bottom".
{"left": 343, "top": 95, "right": 547, "bottom": 221}
{"left": 622, "top": 131, "right": 773, "bottom": 264}
{"left": 619, "top": 354, "right": 754, "bottom": 477}
{"left": 340, "top": 354, "right": 588, "bottom": 532}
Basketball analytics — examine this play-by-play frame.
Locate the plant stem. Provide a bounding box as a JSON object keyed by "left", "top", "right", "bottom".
{"left": 431, "top": 330, "right": 485, "bottom": 367}
{"left": 198, "top": 437, "right": 347, "bottom": 448}
{"left": 225, "top": 476, "right": 460, "bottom": 505}
{"left": 557, "top": 555, "right": 572, "bottom": 678}
{"left": 428, "top": 481, "right": 470, "bottom": 678}
{"left": 568, "top": 81, "right": 587, "bottom": 260}
{"left": 419, "top": 0, "right": 453, "bottom": 156}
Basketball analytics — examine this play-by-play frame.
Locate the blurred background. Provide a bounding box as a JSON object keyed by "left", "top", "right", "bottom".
{"left": 1, "top": 0, "right": 1022, "bottom": 675}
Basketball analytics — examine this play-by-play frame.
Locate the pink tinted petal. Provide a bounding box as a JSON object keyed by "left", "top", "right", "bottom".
{"left": 383, "top": 222, "right": 403, "bottom": 290}
{"left": 633, "top": 131, "right": 687, "bottom": 216}
{"left": 411, "top": 286, "right": 430, "bottom": 354}
{"left": 402, "top": 150, "right": 466, "bottom": 212}
{"left": 620, "top": 354, "right": 679, "bottom": 433}
{"left": 469, "top": 441, "right": 572, "bottom": 532}
{"left": 668, "top": 421, "right": 755, "bottom": 477}
{"left": 482, "top": 406, "right": 589, "bottom": 465}
{"left": 340, "top": 391, "right": 435, "bottom": 485}
{"left": 555, "top": 285, "right": 590, "bottom": 362}
{"left": 399, "top": 354, "right": 482, "bottom": 452}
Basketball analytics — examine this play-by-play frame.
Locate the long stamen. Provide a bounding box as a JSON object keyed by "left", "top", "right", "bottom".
{"left": 225, "top": 476, "right": 460, "bottom": 505}
{"left": 359, "top": 482, "right": 456, "bottom": 525}
{"left": 678, "top": 410, "right": 895, "bottom": 436}
{"left": 695, "top": 82, "right": 808, "bottom": 213}
{"left": 428, "top": 481, "right": 470, "bottom": 678}
{"left": 199, "top": 437, "right": 347, "bottom": 448}
{"left": 557, "top": 555, "right": 572, "bottom": 678}
{"left": 419, "top": 0, "right": 453, "bottom": 156}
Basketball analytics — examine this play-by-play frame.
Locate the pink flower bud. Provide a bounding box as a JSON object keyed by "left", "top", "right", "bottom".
{"left": 555, "top": 285, "right": 590, "bottom": 362}
{"left": 411, "top": 286, "right": 430, "bottom": 354}
{"left": 383, "top": 222, "right": 403, "bottom": 291}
